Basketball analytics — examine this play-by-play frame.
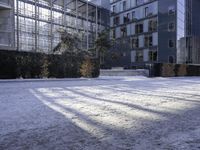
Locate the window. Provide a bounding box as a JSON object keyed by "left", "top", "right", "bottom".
{"left": 144, "top": 35, "right": 153, "bottom": 47}
{"left": 149, "top": 51, "right": 157, "bottom": 61}
{"left": 112, "top": 29, "right": 116, "bottom": 39}
{"left": 149, "top": 19, "right": 157, "bottom": 32}
{"left": 169, "top": 56, "right": 174, "bottom": 63}
{"left": 136, "top": 0, "right": 143, "bottom": 6}
{"left": 124, "top": 13, "right": 130, "bottom": 23}
{"left": 127, "top": 13, "right": 130, "bottom": 22}
{"left": 123, "top": 1, "right": 126, "bottom": 11}
{"left": 144, "top": 7, "right": 149, "bottom": 17}
{"left": 132, "top": 11, "right": 136, "bottom": 20}
{"left": 168, "top": 22, "right": 175, "bottom": 31}
{"left": 135, "top": 23, "right": 143, "bottom": 34}
{"left": 136, "top": 51, "right": 143, "bottom": 62}
{"left": 168, "top": 6, "right": 175, "bottom": 15}
{"left": 112, "top": 5, "right": 116, "bottom": 13}
{"left": 169, "top": 39, "right": 175, "bottom": 48}
{"left": 113, "top": 16, "right": 120, "bottom": 25}
{"left": 121, "top": 26, "right": 127, "bottom": 37}
{"left": 121, "top": 52, "right": 126, "bottom": 57}
{"left": 132, "top": 37, "right": 139, "bottom": 48}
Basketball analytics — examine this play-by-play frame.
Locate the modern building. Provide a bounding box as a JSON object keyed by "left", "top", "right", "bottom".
{"left": 177, "top": 36, "right": 200, "bottom": 64}
{"left": 109, "top": 0, "right": 200, "bottom": 68}
{"left": 177, "top": 0, "right": 200, "bottom": 64}
{"left": 0, "top": 0, "right": 110, "bottom": 53}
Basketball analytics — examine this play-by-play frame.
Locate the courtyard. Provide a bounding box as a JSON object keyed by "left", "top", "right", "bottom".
{"left": 0, "top": 76, "right": 200, "bottom": 150}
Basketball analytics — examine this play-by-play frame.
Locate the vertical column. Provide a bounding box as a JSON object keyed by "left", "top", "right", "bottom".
{"left": 95, "top": 6, "right": 98, "bottom": 39}
{"left": 86, "top": 1, "right": 89, "bottom": 50}
{"left": 16, "top": 0, "right": 19, "bottom": 51}
{"left": 63, "top": 0, "right": 66, "bottom": 28}
{"left": 37, "top": 1, "right": 40, "bottom": 51}
{"left": 35, "top": 0, "right": 37, "bottom": 52}
{"left": 95, "top": 5, "right": 98, "bottom": 58}
{"left": 76, "top": 0, "right": 78, "bottom": 30}
{"left": 50, "top": 0, "right": 53, "bottom": 53}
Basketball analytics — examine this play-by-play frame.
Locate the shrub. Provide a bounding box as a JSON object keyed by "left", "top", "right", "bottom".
{"left": 0, "top": 50, "right": 99, "bottom": 79}
{"left": 161, "top": 64, "right": 175, "bottom": 77}
{"left": 80, "top": 58, "right": 94, "bottom": 78}
{"left": 41, "top": 56, "right": 49, "bottom": 78}
{"left": 175, "top": 64, "right": 187, "bottom": 76}
{"left": 152, "top": 63, "right": 200, "bottom": 77}
{"left": 0, "top": 52, "right": 18, "bottom": 79}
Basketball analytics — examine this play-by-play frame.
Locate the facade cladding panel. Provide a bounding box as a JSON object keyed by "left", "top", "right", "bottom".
{"left": 109, "top": 0, "right": 200, "bottom": 67}
{"left": 0, "top": 0, "right": 109, "bottom": 53}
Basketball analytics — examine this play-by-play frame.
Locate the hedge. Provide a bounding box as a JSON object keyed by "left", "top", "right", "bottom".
{"left": 0, "top": 50, "right": 99, "bottom": 79}
{"left": 152, "top": 63, "right": 200, "bottom": 77}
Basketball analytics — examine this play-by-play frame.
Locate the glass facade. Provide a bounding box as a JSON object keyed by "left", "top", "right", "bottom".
{"left": 13, "top": 0, "right": 108, "bottom": 53}
{"left": 0, "top": 0, "right": 15, "bottom": 49}
{"left": 176, "top": 0, "right": 188, "bottom": 63}
{"left": 177, "top": 0, "right": 186, "bottom": 42}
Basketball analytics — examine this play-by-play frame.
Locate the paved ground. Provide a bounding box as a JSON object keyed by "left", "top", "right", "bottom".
{"left": 0, "top": 76, "right": 200, "bottom": 150}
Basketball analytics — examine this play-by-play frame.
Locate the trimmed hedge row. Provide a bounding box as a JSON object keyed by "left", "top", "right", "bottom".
{"left": 152, "top": 63, "right": 200, "bottom": 77}
{"left": 0, "top": 50, "right": 99, "bottom": 79}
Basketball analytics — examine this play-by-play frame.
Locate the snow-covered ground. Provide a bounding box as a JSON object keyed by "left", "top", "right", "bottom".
{"left": 0, "top": 76, "right": 200, "bottom": 150}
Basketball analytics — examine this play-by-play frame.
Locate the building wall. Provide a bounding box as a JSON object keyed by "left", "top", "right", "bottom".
{"left": 109, "top": 0, "right": 200, "bottom": 67}
{"left": 191, "top": 0, "right": 200, "bottom": 36}
{"left": 178, "top": 37, "right": 200, "bottom": 64}
{"left": 0, "top": 0, "right": 15, "bottom": 50}
{"left": 157, "top": 0, "right": 177, "bottom": 64}
{"left": 177, "top": 0, "right": 200, "bottom": 64}
{"left": 109, "top": 0, "right": 159, "bottom": 67}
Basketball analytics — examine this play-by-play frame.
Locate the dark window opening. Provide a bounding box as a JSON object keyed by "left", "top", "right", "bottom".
{"left": 168, "top": 6, "right": 175, "bottom": 15}
{"left": 149, "top": 51, "right": 157, "bottom": 61}
{"left": 135, "top": 23, "right": 143, "bottom": 34}
{"left": 132, "top": 11, "right": 136, "bottom": 20}
{"left": 123, "top": 1, "right": 126, "bottom": 11}
{"left": 145, "top": 7, "right": 149, "bottom": 17}
{"left": 132, "top": 37, "right": 139, "bottom": 48}
{"left": 121, "top": 26, "right": 127, "bottom": 37}
{"left": 124, "top": 13, "right": 130, "bottom": 23}
{"left": 169, "top": 56, "right": 174, "bottom": 63}
{"left": 112, "top": 29, "right": 116, "bottom": 39}
{"left": 169, "top": 40, "right": 175, "bottom": 48}
{"left": 168, "top": 22, "right": 175, "bottom": 31}
{"left": 136, "top": 51, "right": 143, "bottom": 62}
{"left": 149, "top": 19, "right": 157, "bottom": 32}
{"left": 145, "top": 35, "right": 153, "bottom": 47}
{"left": 113, "top": 16, "right": 120, "bottom": 26}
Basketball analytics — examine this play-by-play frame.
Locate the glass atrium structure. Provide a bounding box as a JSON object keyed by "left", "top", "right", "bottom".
{"left": 0, "top": 0, "right": 109, "bottom": 53}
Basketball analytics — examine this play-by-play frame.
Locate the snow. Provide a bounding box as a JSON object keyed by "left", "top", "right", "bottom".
{"left": 0, "top": 76, "right": 200, "bottom": 150}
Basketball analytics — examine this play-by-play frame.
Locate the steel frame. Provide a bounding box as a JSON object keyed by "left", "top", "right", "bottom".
{"left": 15, "top": 0, "right": 107, "bottom": 53}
